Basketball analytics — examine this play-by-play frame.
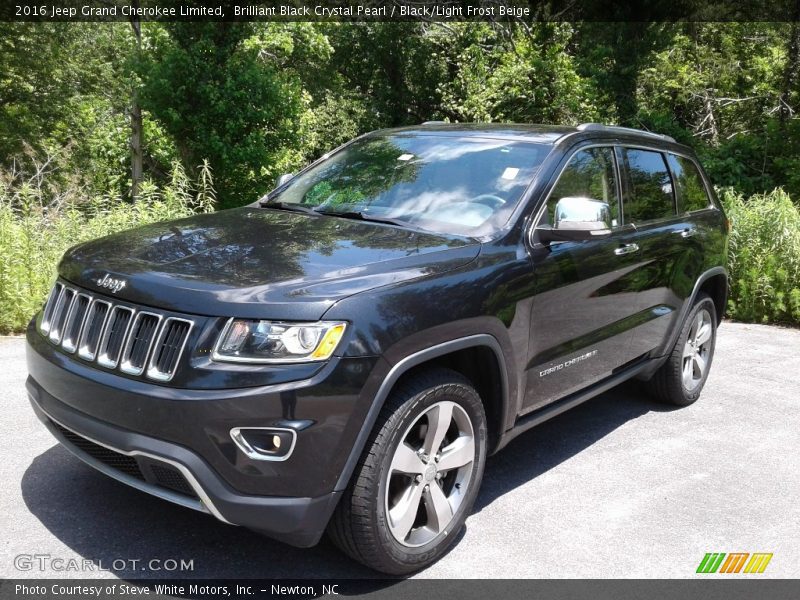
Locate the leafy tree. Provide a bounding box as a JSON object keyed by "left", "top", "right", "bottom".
{"left": 438, "top": 22, "right": 597, "bottom": 124}
{"left": 0, "top": 22, "right": 175, "bottom": 200}
{"left": 136, "top": 22, "right": 319, "bottom": 208}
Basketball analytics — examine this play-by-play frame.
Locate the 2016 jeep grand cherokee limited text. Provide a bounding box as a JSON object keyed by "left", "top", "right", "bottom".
{"left": 26, "top": 123, "right": 728, "bottom": 574}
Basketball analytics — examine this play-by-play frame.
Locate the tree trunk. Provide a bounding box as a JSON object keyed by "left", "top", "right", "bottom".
{"left": 130, "top": 93, "right": 143, "bottom": 201}
{"left": 609, "top": 23, "right": 651, "bottom": 125}
{"left": 129, "top": 2, "right": 143, "bottom": 202}
{"left": 780, "top": 9, "right": 800, "bottom": 126}
{"left": 703, "top": 92, "right": 720, "bottom": 146}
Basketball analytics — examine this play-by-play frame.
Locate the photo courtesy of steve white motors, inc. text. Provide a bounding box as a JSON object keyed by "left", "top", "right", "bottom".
{"left": 13, "top": 583, "right": 341, "bottom": 597}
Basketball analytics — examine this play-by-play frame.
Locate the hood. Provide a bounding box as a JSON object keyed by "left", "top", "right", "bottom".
{"left": 58, "top": 207, "right": 480, "bottom": 320}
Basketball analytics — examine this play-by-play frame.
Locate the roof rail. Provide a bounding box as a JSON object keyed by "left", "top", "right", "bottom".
{"left": 421, "top": 120, "right": 447, "bottom": 125}
{"left": 576, "top": 123, "right": 676, "bottom": 143}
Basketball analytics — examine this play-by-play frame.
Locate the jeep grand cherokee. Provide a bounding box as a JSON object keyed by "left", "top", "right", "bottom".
{"left": 26, "top": 122, "right": 728, "bottom": 574}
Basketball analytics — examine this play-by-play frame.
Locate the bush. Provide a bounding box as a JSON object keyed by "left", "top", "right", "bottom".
{"left": 720, "top": 188, "right": 800, "bottom": 326}
{"left": 0, "top": 154, "right": 214, "bottom": 334}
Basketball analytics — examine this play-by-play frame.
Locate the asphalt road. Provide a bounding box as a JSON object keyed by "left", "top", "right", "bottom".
{"left": 1, "top": 322, "right": 798, "bottom": 579}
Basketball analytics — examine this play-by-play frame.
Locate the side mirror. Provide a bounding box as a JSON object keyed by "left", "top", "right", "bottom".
{"left": 276, "top": 173, "right": 294, "bottom": 187}
{"left": 536, "top": 196, "right": 612, "bottom": 243}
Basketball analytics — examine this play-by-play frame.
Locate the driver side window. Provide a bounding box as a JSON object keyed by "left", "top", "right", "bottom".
{"left": 545, "top": 147, "right": 620, "bottom": 227}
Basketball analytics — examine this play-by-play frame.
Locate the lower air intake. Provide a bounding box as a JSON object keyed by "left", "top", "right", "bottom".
{"left": 53, "top": 422, "right": 145, "bottom": 481}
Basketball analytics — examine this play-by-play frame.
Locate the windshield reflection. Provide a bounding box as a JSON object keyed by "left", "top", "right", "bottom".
{"left": 271, "top": 135, "right": 551, "bottom": 236}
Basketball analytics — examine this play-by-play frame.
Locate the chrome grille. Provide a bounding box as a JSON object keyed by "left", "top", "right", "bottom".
{"left": 40, "top": 283, "right": 63, "bottom": 335}
{"left": 48, "top": 287, "right": 75, "bottom": 344}
{"left": 39, "top": 282, "right": 193, "bottom": 382}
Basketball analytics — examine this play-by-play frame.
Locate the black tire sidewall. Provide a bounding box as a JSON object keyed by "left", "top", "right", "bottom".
{"left": 678, "top": 296, "right": 717, "bottom": 403}
{"left": 372, "top": 378, "right": 487, "bottom": 571}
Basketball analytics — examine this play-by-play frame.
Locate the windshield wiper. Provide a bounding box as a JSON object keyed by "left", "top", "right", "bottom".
{"left": 260, "top": 202, "right": 422, "bottom": 231}
{"left": 258, "top": 200, "right": 320, "bottom": 216}
{"left": 313, "top": 209, "right": 414, "bottom": 229}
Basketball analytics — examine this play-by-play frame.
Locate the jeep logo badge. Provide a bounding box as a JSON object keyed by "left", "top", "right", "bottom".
{"left": 96, "top": 273, "right": 127, "bottom": 294}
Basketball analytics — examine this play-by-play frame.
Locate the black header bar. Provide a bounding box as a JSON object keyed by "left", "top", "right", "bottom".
{"left": 2, "top": 0, "right": 800, "bottom": 22}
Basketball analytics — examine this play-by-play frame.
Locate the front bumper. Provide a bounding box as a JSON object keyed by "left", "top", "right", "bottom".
{"left": 26, "top": 325, "right": 384, "bottom": 547}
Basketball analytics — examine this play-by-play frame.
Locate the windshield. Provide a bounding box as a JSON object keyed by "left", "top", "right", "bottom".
{"left": 268, "top": 134, "right": 552, "bottom": 236}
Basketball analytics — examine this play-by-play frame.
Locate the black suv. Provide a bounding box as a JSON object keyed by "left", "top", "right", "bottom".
{"left": 26, "top": 123, "right": 728, "bottom": 574}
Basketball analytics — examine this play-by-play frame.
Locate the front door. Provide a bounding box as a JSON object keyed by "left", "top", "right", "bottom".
{"left": 523, "top": 145, "right": 645, "bottom": 413}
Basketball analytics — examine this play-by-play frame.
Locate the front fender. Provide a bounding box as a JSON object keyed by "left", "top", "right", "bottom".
{"left": 331, "top": 330, "right": 511, "bottom": 493}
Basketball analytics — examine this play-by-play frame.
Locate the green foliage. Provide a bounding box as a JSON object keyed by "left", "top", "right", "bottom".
{"left": 699, "top": 119, "right": 800, "bottom": 199}
{"left": 136, "top": 23, "right": 324, "bottom": 208}
{"left": 322, "top": 23, "right": 447, "bottom": 126}
{"left": 636, "top": 23, "right": 800, "bottom": 197}
{"left": 721, "top": 188, "right": 800, "bottom": 325}
{"left": 0, "top": 23, "right": 128, "bottom": 160}
{"left": 2, "top": 21, "right": 800, "bottom": 329}
{"left": 439, "top": 23, "right": 597, "bottom": 124}
{"left": 0, "top": 151, "right": 213, "bottom": 334}
{"left": 0, "top": 22, "right": 179, "bottom": 200}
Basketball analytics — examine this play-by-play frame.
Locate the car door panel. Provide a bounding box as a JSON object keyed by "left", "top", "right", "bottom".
{"left": 523, "top": 144, "right": 642, "bottom": 414}
{"left": 622, "top": 220, "right": 692, "bottom": 358}
{"left": 525, "top": 230, "right": 654, "bottom": 412}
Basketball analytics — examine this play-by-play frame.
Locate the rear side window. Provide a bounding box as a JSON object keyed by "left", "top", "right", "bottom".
{"left": 546, "top": 147, "right": 620, "bottom": 227}
{"left": 667, "top": 154, "right": 711, "bottom": 213}
{"left": 621, "top": 148, "right": 676, "bottom": 224}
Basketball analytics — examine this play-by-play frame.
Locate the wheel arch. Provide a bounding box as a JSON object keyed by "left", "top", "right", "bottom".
{"left": 333, "top": 334, "right": 509, "bottom": 492}
{"left": 643, "top": 266, "right": 728, "bottom": 379}
{"left": 697, "top": 271, "right": 728, "bottom": 325}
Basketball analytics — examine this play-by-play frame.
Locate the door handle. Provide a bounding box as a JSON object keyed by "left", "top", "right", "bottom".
{"left": 614, "top": 243, "right": 640, "bottom": 256}
{"left": 677, "top": 227, "right": 697, "bottom": 238}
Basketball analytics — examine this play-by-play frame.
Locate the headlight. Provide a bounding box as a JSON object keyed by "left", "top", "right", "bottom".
{"left": 212, "top": 319, "right": 347, "bottom": 363}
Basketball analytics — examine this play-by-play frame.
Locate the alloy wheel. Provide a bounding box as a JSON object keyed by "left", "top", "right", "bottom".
{"left": 384, "top": 400, "right": 476, "bottom": 547}
{"left": 682, "top": 308, "right": 713, "bottom": 391}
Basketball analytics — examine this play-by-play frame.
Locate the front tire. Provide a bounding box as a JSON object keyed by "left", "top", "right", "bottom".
{"left": 328, "top": 368, "right": 487, "bottom": 574}
{"left": 646, "top": 293, "right": 717, "bottom": 406}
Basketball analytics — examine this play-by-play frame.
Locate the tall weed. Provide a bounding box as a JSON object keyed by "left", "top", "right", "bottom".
{"left": 720, "top": 188, "right": 800, "bottom": 325}
{"left": 0, "top": 154, "right": 213, "bottom": 333}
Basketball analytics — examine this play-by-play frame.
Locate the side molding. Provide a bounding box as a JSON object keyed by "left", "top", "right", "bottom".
{"left": 333, "top": 334, "right": 509, "bottom": 492}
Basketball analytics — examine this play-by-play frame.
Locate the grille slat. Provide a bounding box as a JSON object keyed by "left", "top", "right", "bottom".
{"left": 148, "top": 318, "right": 192, "bottom": 381}
{"left": 78, "top": 300, "right": 110, "bottom": 361}
{"left": 40, "top": 283, "right": 64, "bottom": 334}
{"left": 48, "top": 288, "right": 75, "bottom": 344}
{"left": 62, "top": 294, "right": 90, "bottom": 353}
{"left": 120, "top": 313, "right": 160, "bottom": 375}
{"left": 39, "top": 281, "right": 192, "bottom": 382}
{"left": 97, "top": 306, "right": 134, "bottom": 368}
{"left": 160, "top": 326, "right": 180, "bottom": 370}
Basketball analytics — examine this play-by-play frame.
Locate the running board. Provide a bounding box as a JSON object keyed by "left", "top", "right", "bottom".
{"left": 495, "top": 357, "right": 653, "bottom": 452}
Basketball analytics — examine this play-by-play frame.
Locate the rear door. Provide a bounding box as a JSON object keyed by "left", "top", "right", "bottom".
{"left": 524, "top": 145, "right": 646, "bottom": 413}
{"left": 617, "top": 146, "right": 695, "bottom": 359}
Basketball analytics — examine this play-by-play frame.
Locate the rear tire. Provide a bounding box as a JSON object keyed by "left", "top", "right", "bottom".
{"left": 646, "top": 293, "right": 717, "bottom": 406}
{"left": 328, "top": 368, "right": 487, "bottom": 575}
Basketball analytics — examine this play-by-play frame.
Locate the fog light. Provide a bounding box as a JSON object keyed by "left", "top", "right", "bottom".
{"left": 230, "top": 427, "right": 296, "bottom": 461}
